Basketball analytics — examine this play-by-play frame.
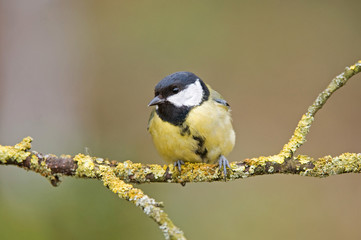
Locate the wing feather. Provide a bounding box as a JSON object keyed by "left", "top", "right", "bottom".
{"left": 209, "top": 88, "right": 230, "bottom": 109}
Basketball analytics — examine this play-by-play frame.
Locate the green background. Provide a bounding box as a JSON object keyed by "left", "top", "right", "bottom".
{"left": 1, "top": 0, "right": 361, "bottom": 239}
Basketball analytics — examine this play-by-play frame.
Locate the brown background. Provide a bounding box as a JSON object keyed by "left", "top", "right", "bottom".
{"left": 1, "top": 1, "right": 361, "bottom": 239}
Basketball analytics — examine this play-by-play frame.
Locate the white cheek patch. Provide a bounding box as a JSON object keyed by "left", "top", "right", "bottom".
{"left": 167, "top": 79, "right": 204, "bottom": 107}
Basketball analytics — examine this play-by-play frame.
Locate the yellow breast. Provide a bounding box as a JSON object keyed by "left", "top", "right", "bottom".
{"left": 148, "top": 99, "right": 235, "bottom": 164}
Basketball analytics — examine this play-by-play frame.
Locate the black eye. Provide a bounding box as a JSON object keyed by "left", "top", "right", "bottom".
{"left": 172, "top": 87, "right": 180, "bottom": 94}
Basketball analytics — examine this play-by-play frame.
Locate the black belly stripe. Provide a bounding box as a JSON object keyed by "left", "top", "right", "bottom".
{"left": 180, "top": 124, "right": 191, "bottom": 136}
{"left": 192, "top": 135, "right": 208, "bottom": 162}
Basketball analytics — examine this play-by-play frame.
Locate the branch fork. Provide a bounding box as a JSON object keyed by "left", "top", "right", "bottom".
{"left": 1, "top": 60, "right": 361, "bottom": 240}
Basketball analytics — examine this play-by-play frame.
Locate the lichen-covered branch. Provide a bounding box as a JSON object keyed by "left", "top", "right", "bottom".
{"left": 1, "top": 138, "right": 360, "bottom": 185}
{"left": 1, "top": 60, "right": 360, "bottom": 240}
{"left": 280, "top": 60, "right": 361, "bottom": 159}
{"left": 100, "top": 167, "right": 185, "bottom": 240}
{"left": 0, "top": 138, "right": 185, "bottom": 240}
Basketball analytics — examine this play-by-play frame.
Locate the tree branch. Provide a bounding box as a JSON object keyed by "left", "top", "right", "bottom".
{"left": 1, "top": 60, "right": 360, "bottom": 240}
{"left": 0, "top": 141, "right": 186, "bottom": 240}
{"left": 280, "top": 60, "right": 361, "bottom": 159}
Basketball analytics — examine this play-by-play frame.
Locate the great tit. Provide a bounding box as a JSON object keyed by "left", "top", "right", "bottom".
{"left": 147, "top": 71, "right": 235, "bottom": 176}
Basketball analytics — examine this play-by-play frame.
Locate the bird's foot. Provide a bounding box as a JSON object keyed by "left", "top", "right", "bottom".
{"left": 174, "top": 160, "right": 186, "bottom": 186}
{"left": 174, "top": 160, "right": 185, "bottom": 172}
{"left": 218, "top": 155, "right": 232, "bottom": 180}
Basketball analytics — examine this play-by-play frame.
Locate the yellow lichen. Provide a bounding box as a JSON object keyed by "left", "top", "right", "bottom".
{"left": 101, "top": 166, "right": 145, "bottom": 202}
{"left": 349, "top": 61, "right": 361, "bottom": 71}
{"left": 231, "top": 163, "right": 245, "bottom": 172}
{"left": 14, "top": 137, "right": 33, "bottom": 151}
{"left": 99, "top": 167, "right": 184, "bottom": 239}
{"left": 302, "top": 153, "right": 361, "bottom": 177}
{"left": 248, "top": 154, "right": 284, "bottom": 166}
{"left": 74, "top": 154, "right": 96, "bottom": 178}
{"left": 248, "top": 165, "right": 256, "bottom": 174}
{"left": 295, "top": 155, "right": 313, "bottom": 164}
{"left": 0, "top": 137, "right": 33, "bottom": 164}
{"left": 280, "top": 114, "right": 313, "bottom": 158}
{"left": 229, "top": 163, "right": 249, "bottom": 179}
{"left": 30, "top": 155, "right": 38, "bottom": 166}
{"left": 151, "top": 164, "right": 167, "bottom": 179}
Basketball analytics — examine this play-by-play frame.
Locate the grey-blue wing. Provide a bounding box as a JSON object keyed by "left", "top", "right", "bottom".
{"left": 210, "top": 89, "right": 230, "bottom": 109}
{"left": 214, "top": 98, "right": 230, "bottom": 107}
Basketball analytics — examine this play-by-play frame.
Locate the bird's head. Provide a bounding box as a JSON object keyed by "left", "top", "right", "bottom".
{"left": 148, "top": 71, "right": 209, "bottom": 108}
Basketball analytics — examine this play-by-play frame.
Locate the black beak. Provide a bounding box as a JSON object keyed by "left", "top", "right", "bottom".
{"left": 148, "top": 95, "right": 165, "bottom": 106}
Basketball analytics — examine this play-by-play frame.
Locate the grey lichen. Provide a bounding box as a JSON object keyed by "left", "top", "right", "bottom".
{"left": 305, "top": 153, "right": 361, "bottom": 177}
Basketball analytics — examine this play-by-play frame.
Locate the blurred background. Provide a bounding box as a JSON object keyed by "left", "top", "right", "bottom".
{"left": 1, "top": 0, "right": 361, "bottom": 239}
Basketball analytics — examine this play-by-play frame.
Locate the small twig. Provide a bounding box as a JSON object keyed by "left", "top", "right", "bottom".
{"left": 100, "top": 166, "right": 185, "bottom": 240}
{"left": 280, "top": 60, "right": 361, "bottom": 159}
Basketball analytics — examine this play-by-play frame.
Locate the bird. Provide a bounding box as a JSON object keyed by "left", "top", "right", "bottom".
{"left": 147, "top": 71, "right": 235, "bottom": 177}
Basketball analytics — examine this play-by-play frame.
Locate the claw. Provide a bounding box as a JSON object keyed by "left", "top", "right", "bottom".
{"left": 174, "top": 160, "right": 185, "bottom": 172}
{"left": 218, "top": 155, "right": 232, "bottom": 180}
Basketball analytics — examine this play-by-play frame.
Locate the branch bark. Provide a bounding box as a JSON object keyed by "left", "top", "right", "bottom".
{"left": 1, "top": 60, "right": 361, "bottom": 240}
